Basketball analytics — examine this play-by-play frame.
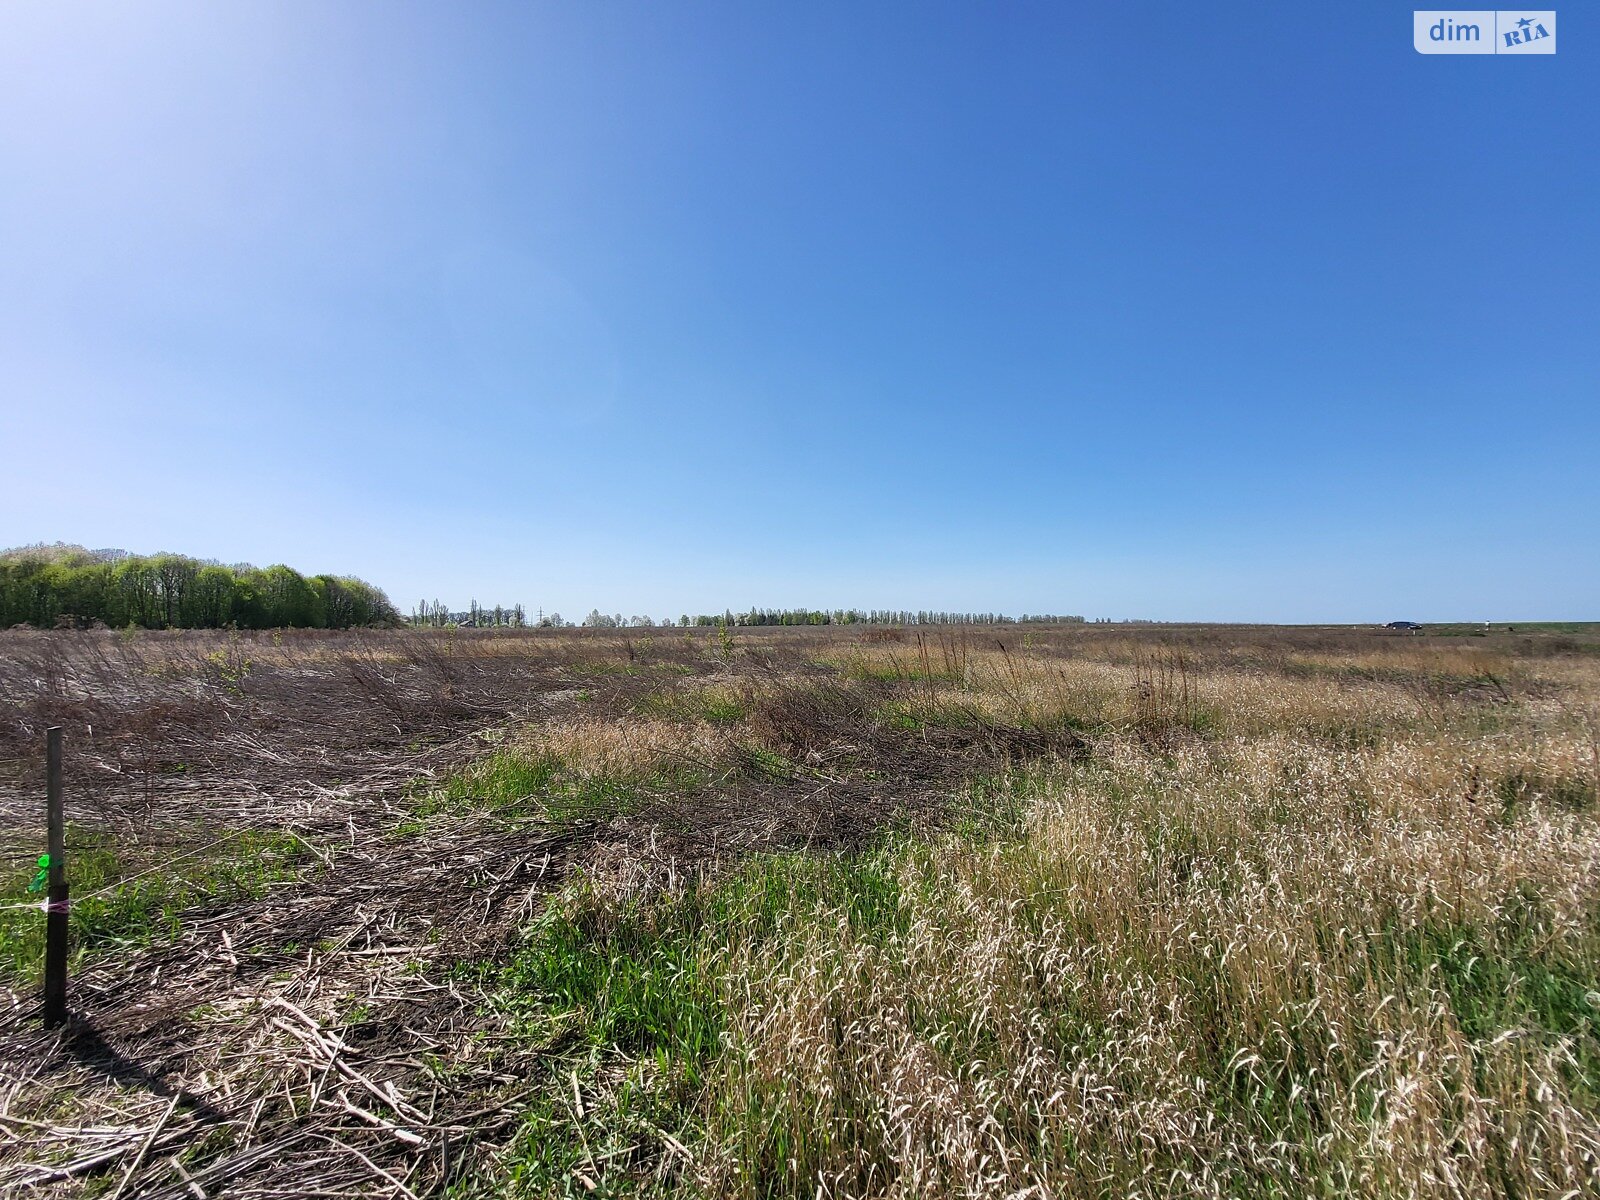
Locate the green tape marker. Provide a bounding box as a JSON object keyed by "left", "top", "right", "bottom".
{"left": 26, "top": 853, "right": 49, "bottom": 895}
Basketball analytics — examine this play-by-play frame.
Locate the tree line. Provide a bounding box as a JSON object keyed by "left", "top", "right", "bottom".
{"left": 411, "top": 599, "right": 527, "bottom": 628}
{"left": 679, "top": 609, "right": 1086, "bottom": 627}
{"left": 0, "top": 544, "right": 399, "bottom": 630}
{"left": 2, "top": 545, "right": 1101, "bottom": 633}
{"left": 561, "top": 609, "right": 1088, "bottom": 629}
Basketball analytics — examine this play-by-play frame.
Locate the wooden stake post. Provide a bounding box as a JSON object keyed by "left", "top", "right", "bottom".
{"left": 44, "top": 726, "right": 67, "bottom": 1028}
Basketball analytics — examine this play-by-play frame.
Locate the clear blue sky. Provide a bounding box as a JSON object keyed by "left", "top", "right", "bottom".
{"left": 2, "top": 2, "right": 1595, "bottom": 622}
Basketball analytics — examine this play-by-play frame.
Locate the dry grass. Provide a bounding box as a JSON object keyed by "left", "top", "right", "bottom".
{"left": 489, "top": 625, "right": 1600, "bottom": 1199}
{"left": 698, "top": 734, "right": 1600, "bottom": 1197}
{"left": 1, "top": 622, "right": 1597, "bottom": 1197}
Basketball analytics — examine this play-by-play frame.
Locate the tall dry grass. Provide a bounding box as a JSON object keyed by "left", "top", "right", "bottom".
{"left": 494, "top": 629, "right": 1600, "bottom": 1199}
{"left": 700, "top": 734, "right": 1600, "bottom": 1198}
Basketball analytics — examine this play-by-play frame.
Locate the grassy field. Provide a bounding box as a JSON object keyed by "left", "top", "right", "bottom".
{"left": 2, "top": 623, "right": 1598, "bottom": 1197}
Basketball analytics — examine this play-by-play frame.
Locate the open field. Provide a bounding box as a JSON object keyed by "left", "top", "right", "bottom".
{"left": 2, "top": 623, "right": 1599, "bottom": 1198}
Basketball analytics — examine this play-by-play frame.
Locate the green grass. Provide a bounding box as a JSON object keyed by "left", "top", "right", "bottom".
{"left": 948, "top": 766, "right": 1055, "bottom": 841}
{"left": 477, "top": 755, "right": 1600, "bottom": 1198}
{"left": 0, "top": 827, "right": 308, "bottom": 981}
{"left": 634, "top": 689, "right": 748, "bottom": 725}
{"left": 414, "top": 751, "right": 712, "bottom": 825}
{"left": 480, "top": 847, "right": 915, "bottom": 1196}
{"left": 1364, "top": 904, "right": 1600, "bottom": 1101}
{"left": 1494, "top": 767, "right": 1597, "bottom": 818}
{"left": 484, "top": 884, "right": 727, "bottom": 1196}
{"left": 838, "top": 660, "right": 963, "bottom": 685}
{"left": 734, "top": 744, "right": 795, "bottom": 783}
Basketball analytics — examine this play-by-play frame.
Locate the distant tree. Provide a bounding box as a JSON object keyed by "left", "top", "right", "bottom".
{"left": 189, "top": 565, "right": 240, "bottom": 627}
{"left": 113, "top": 558, "right": 161, "bottom": 627}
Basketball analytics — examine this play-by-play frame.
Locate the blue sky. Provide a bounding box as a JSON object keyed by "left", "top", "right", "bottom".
{"left": 2, "top": 2, "right": 1595, "bottom": 621}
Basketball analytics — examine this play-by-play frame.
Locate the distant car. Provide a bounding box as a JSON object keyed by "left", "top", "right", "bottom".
{"left": 1384, "top": 620, "right": 1423, "bottom": 631}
